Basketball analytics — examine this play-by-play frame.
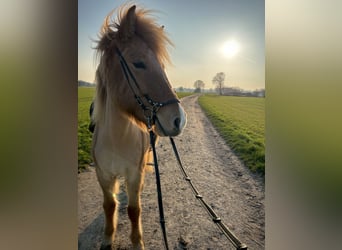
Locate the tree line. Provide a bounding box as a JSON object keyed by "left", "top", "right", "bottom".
{"left": 183, "top": 72, "right": 265, "bottom": 97}
{"left": 78, "top": 80, "right": 95, "bottom": 87}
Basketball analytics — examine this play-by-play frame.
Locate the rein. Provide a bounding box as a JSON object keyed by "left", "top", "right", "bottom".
{"left": 169, "top": 137, "right": 248, "bottom": 250}
{"left": 149, "top": 130, "right": 169, "bottom": 250}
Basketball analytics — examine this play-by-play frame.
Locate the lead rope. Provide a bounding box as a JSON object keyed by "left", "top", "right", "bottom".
{"left": 149, "top": 130, "right": 170, "bottom": 250}
{"left": 169, "top": 137, "right": 248, "bottom": 250}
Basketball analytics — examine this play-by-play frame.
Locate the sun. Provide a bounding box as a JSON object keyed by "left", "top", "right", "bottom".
{"left": 221, "top": 40, "right": 240, "bottom": 58}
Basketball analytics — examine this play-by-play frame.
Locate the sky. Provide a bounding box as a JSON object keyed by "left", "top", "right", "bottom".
{"left": 78, "top": 0, "right": 264, "bottom": 90}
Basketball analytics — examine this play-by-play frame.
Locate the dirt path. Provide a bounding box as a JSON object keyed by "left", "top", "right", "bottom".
{"left": 78, "top": 94, "right": 265, "bottom": 249}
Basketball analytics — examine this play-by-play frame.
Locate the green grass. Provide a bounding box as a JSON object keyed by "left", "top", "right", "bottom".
{"left": 78, "top": 87, "right": 95, "bottom": 171}
{"left": 198, "top": 95, "right": 265, "bottom": 174}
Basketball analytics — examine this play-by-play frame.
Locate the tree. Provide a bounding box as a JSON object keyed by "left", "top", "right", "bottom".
{"left": 212, "top": 72, "right": 225, "bottom": 95}
{"left": 177, "top": 86, "right": 184, "bottom": 92}
{"left": 194, "top": 80, "right": 205, "bottom": 93}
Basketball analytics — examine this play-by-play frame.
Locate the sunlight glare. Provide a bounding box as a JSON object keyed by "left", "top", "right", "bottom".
{"left": 221, "top": 40, "right": 240, "bottom": 58}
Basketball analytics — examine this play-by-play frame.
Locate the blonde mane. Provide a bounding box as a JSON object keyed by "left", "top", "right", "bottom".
{"left": 96, "top": 4, "right": 173, "bottom": 66}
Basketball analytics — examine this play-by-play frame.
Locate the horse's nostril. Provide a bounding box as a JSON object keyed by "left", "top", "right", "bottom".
{"left": 174, "top": 117, "right": 181, "bottom": 130}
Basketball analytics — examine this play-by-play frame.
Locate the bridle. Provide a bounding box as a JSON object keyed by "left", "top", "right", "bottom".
{"left": 115, "top": 48, "right": 179, "bottom": 130}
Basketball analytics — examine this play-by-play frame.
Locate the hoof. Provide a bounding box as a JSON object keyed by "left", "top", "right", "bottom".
{"left": 100, "top": 243, "right": 112, "bottom": 250}
{"left": 132, "top": 242, "right": 144, "bottom": 250}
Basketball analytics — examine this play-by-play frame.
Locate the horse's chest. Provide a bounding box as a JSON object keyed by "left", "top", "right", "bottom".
{"left": 95, "top": 144, "right": 145, "bottom": 177}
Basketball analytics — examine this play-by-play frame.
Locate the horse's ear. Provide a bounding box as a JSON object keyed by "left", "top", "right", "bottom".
{"left": 119, "top": 5, "right": 137, "bottom": 41}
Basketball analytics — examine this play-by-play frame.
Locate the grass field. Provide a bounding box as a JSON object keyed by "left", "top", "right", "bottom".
{"left": 198, "top": 95, "right": 265, "bottom": 174}
{"left": 77, "top": 87, "right": 193, "bottom": 170}
{"left": 78, "top": 87, "right": 95, "bottom": 171}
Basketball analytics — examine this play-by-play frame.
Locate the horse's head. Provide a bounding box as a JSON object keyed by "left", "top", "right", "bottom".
{"left": 96, "top": 5, "right": 186, "bottom": 136}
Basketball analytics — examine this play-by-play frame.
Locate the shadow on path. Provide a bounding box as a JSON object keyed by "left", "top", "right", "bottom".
{"left": 78, "top": 190, "right": 129, "bottom": 250}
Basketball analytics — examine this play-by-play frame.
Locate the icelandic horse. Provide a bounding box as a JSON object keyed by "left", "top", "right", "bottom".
{"left": 91, "top": 4, "right": 186, "bottom": 250}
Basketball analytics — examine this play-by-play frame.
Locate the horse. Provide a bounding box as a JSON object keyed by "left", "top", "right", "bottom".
{"left": 91, "top": 4, "right": 187, "bottom": 250}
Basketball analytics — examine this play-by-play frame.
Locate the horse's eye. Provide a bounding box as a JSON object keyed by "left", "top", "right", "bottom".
{"left": 133, "top": 61, "right": 146, "bottom": 69}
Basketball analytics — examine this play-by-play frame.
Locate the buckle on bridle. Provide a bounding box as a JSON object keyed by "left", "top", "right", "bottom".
{"left": 143, "top": 102, "right": 161, "bottom": 130}
{"left": 143, "top": 109, "right": 153, "bottom": 129}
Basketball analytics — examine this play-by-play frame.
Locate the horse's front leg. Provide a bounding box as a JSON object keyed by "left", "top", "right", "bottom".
{"left": 96, "top": 169, "right": 119, "bottom": 250}
{"left": 127, "top": 171, "right": 145, "bottom": 250}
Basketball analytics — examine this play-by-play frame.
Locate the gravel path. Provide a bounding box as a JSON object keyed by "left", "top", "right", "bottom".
{"left": 78, "top": 94, "right": 265, "bottom": 249}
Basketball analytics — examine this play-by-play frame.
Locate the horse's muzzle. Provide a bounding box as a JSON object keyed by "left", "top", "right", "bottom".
{"left": 154, "top": 104, "right": 187, "bottom": 137}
